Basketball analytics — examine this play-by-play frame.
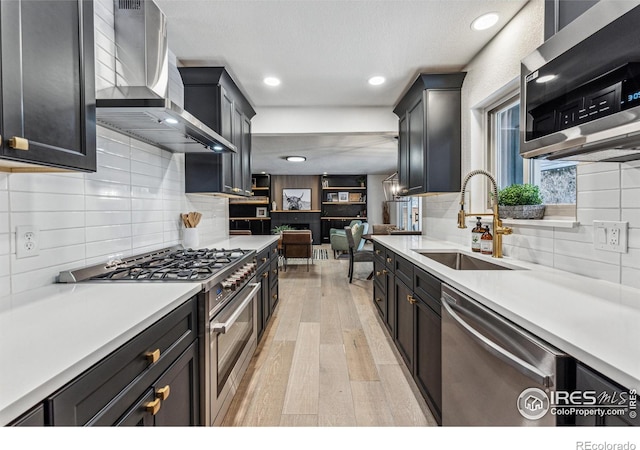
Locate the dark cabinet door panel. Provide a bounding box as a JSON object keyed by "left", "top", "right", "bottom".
{"left": 407, "top": 97, "right": 425, "bottom": 195}
{"left": 415, "top": 297, "right": 442, "bottom": 424}
{"left": 0, "top": 0, "right": 96, "bottom": 171}
{"left": 394, "top": 279, "right": 414, "bottom": 371}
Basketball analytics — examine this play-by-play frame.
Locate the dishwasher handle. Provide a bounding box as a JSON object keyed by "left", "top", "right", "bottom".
{"left": 442, "top": 293, "right": 552, "bottom": 388}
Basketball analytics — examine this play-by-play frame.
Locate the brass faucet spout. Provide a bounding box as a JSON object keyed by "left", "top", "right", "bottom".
{"left": 458, "top": 170, "right": 513, "bottom": 258}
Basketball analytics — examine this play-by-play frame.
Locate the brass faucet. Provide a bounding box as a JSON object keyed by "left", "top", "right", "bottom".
{"left": 457, "top": 169, "right": 512, "bottom": 258}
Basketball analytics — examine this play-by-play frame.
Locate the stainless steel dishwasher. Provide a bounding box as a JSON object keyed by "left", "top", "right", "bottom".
{"left": 441, "top": 285, "right": 573, "bottom": 426}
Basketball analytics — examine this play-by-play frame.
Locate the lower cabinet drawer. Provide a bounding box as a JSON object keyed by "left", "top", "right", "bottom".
{"left": 48, "top": 297, "right": 198, "bottom": 426}
{"left": 8, "top": 404, "right": 45, "bottom": 426}
{"left": 270, "top": 259, "right": 279, "bottom": 287}
{"left": 270, "top": 281, "right": 279, "bottom": 312}
{"left": 373, "top": 280, "right": 386, "bottom": 321}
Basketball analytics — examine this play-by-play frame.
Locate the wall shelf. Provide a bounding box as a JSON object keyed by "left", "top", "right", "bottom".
{"left": 320, "top": 174, "right": 368, "bottom": 243}
{"left": 229, "top": 174, "right": 272, "bottom": 235}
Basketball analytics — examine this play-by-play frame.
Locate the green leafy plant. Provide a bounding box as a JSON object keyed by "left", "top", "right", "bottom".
{"left": 497, "top": 184, "right": 543, "bottom": 206}
{"left": 272, "top": 224, "right": 295, "bottom": 234}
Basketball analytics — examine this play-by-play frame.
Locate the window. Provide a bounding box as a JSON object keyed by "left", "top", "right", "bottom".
{"left": 396, "top": 197, "right": 422, "bottom": 231}
{"left": 487, "top": 96, "right": 576, "bottom": 214}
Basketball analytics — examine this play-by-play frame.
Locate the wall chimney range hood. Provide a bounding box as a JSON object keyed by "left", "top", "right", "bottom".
{"left": 96, "top": 0, "right": 236, "bottom": 154}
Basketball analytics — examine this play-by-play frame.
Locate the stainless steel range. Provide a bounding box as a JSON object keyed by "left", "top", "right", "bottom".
{"left": 59, "top": 246, "right": 261, "bottom": 426}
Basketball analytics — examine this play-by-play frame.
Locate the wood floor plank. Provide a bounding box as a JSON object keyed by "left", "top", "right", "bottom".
{"left": 351, "top": 286, "right": 399, "bottom": 365}
{"left": 282, "top": 322, "right": 320, "bottom": 414}
{"left": 351, "top": 381, "right": 395, "bottom": 426}
{"left": 378, "top": 364, "right": 431, "bottom": 426}
{"left": 240, "top": 340, "right": 296, "bottom": 426}
{"left": 279, "top": 414, "right": 319, "bottom": 426}
{"left": 272, "top": 285, "right": 304, "bottom": 341}
{"left": 300, "top": 273, "right": 322, "bottom": 323}
{"left": 343, "top": 329, "right": 380, "bottom": 381}
{"left": 318, "top": 344, "right": 356, "bottom": 426}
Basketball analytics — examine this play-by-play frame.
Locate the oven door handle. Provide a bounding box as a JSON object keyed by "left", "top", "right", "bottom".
{"left": 211, "top": 282, "right": 260, "bottom": 334}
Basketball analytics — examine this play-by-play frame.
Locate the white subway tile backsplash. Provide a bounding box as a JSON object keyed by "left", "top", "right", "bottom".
{"left": 577, "top": 162, "right": 621, "bottom": 175}
{"left": 621, "top": 248, "right": 640, "bottom": 270}
{"left": 577, "top": 189, "right": 620, "bottom": 209}
{"left": 86, "top": 211, "right": 131, "bottom": 227}
{"left": 0, "top": 254, "right": 9, "bottom": 277}
{"left": 11, "top": 211, "right": 85, "bottom": 231}
{"left": 132, "top": 222, "right": 163, "bottom": 237}
{"left": 0, "top": 191, "right": 7, "bottom": 211}
{"left": 0, "top": 235, "right": 9, "bottom": 256}
{"left": 96, "top": 150, "right": 131, "bottom": 172}
{"left": 86, "top": 224, "right": 132, "bottom": 243}
{"left": 0, "top": 276, "right": 10, "bottom": 298}
{"left": 0, "top": 213, "right": 8, "bottom": 234}
{"left": 554, "top": 254, "right": 620, "bottom": 284}
{"left": 85, "top": 179, "right": 131, "bottom": 198}
{"left": 132, "top": 210, "right": 163, "bottom": 224}
{"left": 577, "top": 169, "right": 620, "bottom": 191}
{"left": 86, "top": 237, "right": 133, "bottom": 260}
{"left": 0, "top": 173, "right": 9, "bottom": 190}
{"left": 11, "top": 245, "right": 85, "bottom": 275}
{"left": 39, "top": 228, "right": 86, "bottom": 250}
{"left": 8, "top": 173, "right": 85, "bottom": 195}
{"left": 85, "top": 195, "right": 131, "bottom": 211}
{"left": 621, "top": 166, "right": 640, "bottom": 189}
{"left": 554, "top": 239, "right": 620, "bottom": 265}
{"left": 131, "top": 160, "right": 165, "bottom": 178}
{"left": 621, "top": 188, "right": 640, "bottom": 208}
{"left": 85, "top": 165, "right": 131, "bottom": 185}
{"left": 621, "top": 266, "right": 640, "bottom": 289}
{"left": 577, "top": 208, "right": 621, "bottom": 223}
{"left": 10, "top": 192, "right": 85, "bottom": 212}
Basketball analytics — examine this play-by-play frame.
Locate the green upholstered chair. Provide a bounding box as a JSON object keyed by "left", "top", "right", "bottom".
{"left": 344, "top": 225, "right": 374, "bottom": 283}
{"left": 330, "top": 221, "right": 367, "bottom": 258}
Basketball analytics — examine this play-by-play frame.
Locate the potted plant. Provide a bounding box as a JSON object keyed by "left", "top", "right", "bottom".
{"left": 272, "top": 224, "right": 295, "bottom": 234}
{"left": 497, "top": 184, "right": 545, "bottom": 219}
{"left": 356, "top": 176, "right": 366, "bottom": 187}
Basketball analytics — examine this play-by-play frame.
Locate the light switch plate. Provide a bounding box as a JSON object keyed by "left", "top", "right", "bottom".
{"left": 593, "top": 221, "right": 628, "bottom": 253}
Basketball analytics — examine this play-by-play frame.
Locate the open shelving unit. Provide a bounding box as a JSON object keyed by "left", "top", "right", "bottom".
{"left": 229, "top": 174, "right": 273, "bottom": 235}
{"left": 320, "top": 174, "right": 368, "bottom": 243}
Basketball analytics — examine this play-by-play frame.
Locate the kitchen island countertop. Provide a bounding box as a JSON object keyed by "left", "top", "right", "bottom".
{"left": 373, "top": 234, "right": 640, "bottom": 391}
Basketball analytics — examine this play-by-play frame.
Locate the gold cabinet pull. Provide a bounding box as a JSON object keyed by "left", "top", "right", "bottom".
{"left": 375, "top": 271, "right": 381, "bottom": 277}
{"left": 375, "top": 297, "right": 382, "bottom": 302}
{"left": 261, "top": 257, "right": 268, "bottom": 263}
{"left": 386, "top": 257, "right": 392, "bottom": 263}
{"left": 272, "top": 269, "right": 277, "bottom": 274}
{"left": 144, "top": 398, "right": 161, "bottom": 415}
{"left": 156, "top": 385, "right": 171, "bottom": 401}
{"left": 407, "top": 294, "right": 416, "bottom": 305}
{"left": 375, "top": 249, "right": 381, "bottom": 255}
{"left": 272, "top": 294, "right": 278, "bottom": 300}
{"left": 9, "top": 137, "right": 29, "bottom": 151}
{"left": 145, "top": 349, "right": 160, "bottom": 364}
{"left": 262, "top": 272, "right": 268, "bottom": 278}
{"left": 382, "top": 269, "right": 388, "bottom": 275}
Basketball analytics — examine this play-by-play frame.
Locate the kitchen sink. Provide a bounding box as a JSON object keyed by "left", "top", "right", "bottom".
{"left": 416, "top": 251, "right": 521, "bottom": 270}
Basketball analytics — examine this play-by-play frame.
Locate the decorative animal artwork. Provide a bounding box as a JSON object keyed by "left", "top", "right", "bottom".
{"left": 282, "top": 189, "right": 311, "bottom": 211}
{"left": 285, "top": 192, "right": 304, "bottom": 210}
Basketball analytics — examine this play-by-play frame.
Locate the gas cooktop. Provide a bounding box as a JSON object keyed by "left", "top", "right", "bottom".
{"left": 58, "top": 246, "right": 255, "bottom": 284}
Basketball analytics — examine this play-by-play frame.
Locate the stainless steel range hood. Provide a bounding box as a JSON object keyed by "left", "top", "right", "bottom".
{"left": 96, "top": 0, "right": 235, "bottom": 154}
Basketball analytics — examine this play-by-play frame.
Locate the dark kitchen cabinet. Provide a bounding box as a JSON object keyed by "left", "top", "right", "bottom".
{"left": 0, "top": 0, "right": 96, "bottom": 172}
{"left": 413, "top": 267, "right": 443, "bottom": 424}
{"left": 47, "top": 297, "right": 199, "bottom": 426}
{"left": 575, "top": 363, "right": 639, "bottom": 427}
{"left": 181, "top": 67, "right": 255, "bottom": 196}
{"left": 256, "top": 242, "right": 279, "bottom": 341}
{"left": 393, "top": 73, "right": 465, "bottom": 196}
{"left": 373, "top": 241, "right": 443, "bottom": 425}
{"left": 394, "top": 277, "right": 414, "bottom": 372}
{"left": 8, "top": 404, "right": 45, "bottom": 427}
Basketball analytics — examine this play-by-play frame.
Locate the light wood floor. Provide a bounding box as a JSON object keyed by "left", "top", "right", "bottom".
{"left": 222, "top": 245, "right": 437, "bottom": 427}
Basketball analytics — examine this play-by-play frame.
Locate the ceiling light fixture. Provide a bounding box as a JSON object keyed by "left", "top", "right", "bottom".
{"left": 471, "top": 12, "right": 499, "bottom": 31}
{"left": 164, "top": 118, "right": 178, "bottom": 124}
{"left": 536, "top": 74, "right": 557, "bottom": 84}
{"left": 263, "top": 77, "right": 281, "bottom": 86}
{"left": 285, "top": 156, "right": 306, "bottom": 162}
{"left": 368, "top": 76, "right": 386, "bottom": 86}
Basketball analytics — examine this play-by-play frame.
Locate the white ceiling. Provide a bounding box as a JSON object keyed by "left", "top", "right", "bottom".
{"left": 156, "top": 0, "right": 528, "bottom": 175}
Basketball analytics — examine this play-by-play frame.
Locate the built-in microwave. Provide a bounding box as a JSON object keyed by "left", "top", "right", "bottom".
{"left": 520, "top": 1, "right": 640, "bottom": 162}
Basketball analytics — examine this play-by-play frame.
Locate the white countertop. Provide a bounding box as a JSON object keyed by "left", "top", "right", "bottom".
{"left": 0, "top": 235, "right": 279, "bottom": 426}
{"left": 373, "top": 235, "right": 640, "bottom": 391}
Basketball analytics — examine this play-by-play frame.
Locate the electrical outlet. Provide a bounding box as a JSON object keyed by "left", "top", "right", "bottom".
{"left": 16, "top": 226, "right": 40, "bottom": 258}
{"left": 593, "top": 221, "right": 628, "bottom": 253}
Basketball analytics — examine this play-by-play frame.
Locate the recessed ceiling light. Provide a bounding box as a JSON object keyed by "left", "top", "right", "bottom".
{"left": 212, "top": 145, "right": 223, "bottom": 151}
{"left": 285, "top": 156, "right": 306, "bottom": 162}
{"left": 164, "top": 118, "right": 178, "bottom": 124}
{"left": 263, "top": 77, "right": 281, "bottom": 86}
{"left": 536, "top": 74, "right": 557, "bottom": 84}
{"left": 471, "top": 12, "right": 499, "bottom": 31}
{"left": 368, "top": 76, "right": 386, "bottom": 86}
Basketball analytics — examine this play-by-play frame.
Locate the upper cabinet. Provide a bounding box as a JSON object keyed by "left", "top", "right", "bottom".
{"left": 180, "top": 67, "right": 255, "bottom": 196}
{"left": 544, "top": 0, "right": 599, "bottom": 40}
{"left": 393, "top": 73, "right": 466, "bottom": 196}
{"left": 0, "top": 0, "right": 96, "bottom": 172}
